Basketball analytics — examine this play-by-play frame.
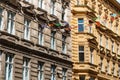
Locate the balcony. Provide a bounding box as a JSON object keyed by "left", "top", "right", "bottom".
{"left": 73, "top": 62, "right": 98, "bottom": 74}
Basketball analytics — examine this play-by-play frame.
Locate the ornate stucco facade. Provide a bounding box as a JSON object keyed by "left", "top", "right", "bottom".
{"left": 0, "top": 0, "right": 72, "bottom": 80}
{"left": 71, "top": 0, "right": 120, "bottom": 80}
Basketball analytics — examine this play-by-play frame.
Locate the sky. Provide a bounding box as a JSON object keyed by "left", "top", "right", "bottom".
{"left": 117, "top": 0, "right": 120, "bottom": 3}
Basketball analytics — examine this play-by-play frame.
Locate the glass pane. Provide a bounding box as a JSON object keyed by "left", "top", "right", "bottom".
{"left": 79, "top": 76, "right": 85, "bottom": 80}
{"left": 78, "top": 24, "right": 84, "bottom": 32}
{"left": 78, "top": 19, "right": 84, "bottom": 23}
{"left": 79, "top": 46, "right": 84, "bottom": 51}
{"left": 79, "top": 53, "right": 84, "bottom": 61}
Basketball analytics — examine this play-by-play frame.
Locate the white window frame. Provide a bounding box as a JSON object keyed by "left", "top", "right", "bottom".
{"left": 7, "top": 12, "right": 15, "bottom": 35}
{"left": 90, "top": 48, "right": 94, "bottom": 64}
{"left": 5, "top": 54, "right": 14, "bottom": 80}
{"left": 24, "top": 19, "right": 30, "bottom": 40}
{"left": 62, "top": 35, "right": 67, "bottom": 53}
{"left": 38, "top": 26, "right": 44, "bottom": 45}
{"left": 25, "top": 0, "right": 32, "bottom": 3}
{"left": 51, "top": 65, "right": 56, "bottom": 80}
{"left": 112, "top": 42, "right": 114, "bottom": 52}
{"left": 38, "top": 0, "right": 45, "bottom": 9}
{"left": 99, "top": 34, "right": 102, "bottom": 46}
{"left": 62, "top": 68, "right": 67, "bottom": 80}
{"left": 106, "top": 38, "right": 108, "bottom": 49}
{"left": 0, "top": 8, "right": 4, "bottom": 30}
{"left": 23, "top": 57, "right": 30, "bottom": 80}
{"left": 51, "top": 31, "right": 56, "bottom": 50}
{"left": 50, "top": 0, "right": 55, "bottom": 14}
{"left": 38, "top": 62, "right": 44, "bottom": 80}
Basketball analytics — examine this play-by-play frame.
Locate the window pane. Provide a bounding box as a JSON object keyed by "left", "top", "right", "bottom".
{"left": 79, "top": 53, "right": 84, "bottom": 61}
{"left": 78, "top": 24, "right": 84, "bottom": 32}
{"left": 78, "top": 19, "right": 84, "bottom": 23}
{"left": 79, "top": 76, "right": 85, "bottom": 80}
{"left": 79, "top": 46, "right": 84, "bottom": 51}
{"left": 23, "top": 57, "right": 30, "bottom": 80}
{"left": 5, "top": 54, "right": 13, "bottom": 80}
{"left": 7, "top": 12, "right": 15, "bottom": 34}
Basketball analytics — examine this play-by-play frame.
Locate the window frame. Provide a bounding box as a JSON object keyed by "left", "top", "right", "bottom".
{"left": 62, "top": 68, "right": 67, "bottom": 80}
{"left": 51, "top": 65, "right": 56, "bottom": 80}
{"left": 7, "top": 11, "right": 15, "bottom": 35}
{"left": 79, "top": 75, "right": 85, "bottom": 80}
{"left": 90, "top": 48, "right": 94, "bottom": 64}
{"left": 38, "top": 25, "right": 44, "bottom": 45}
{"left": 51, "top": 31, "right": 56, "bottom": 50}
{"left": 24, "top": 19, "right": 31, "bottom": 40}
{"left": 38, "top": 62, "right": 44, "bottom": 80}
{"left": 50, "top": 0, "right": 55, "bottom": 15}
{"left": 79, "top": 46, "right": 84, "bottom": 62}
{"left": 23, "top": 57, "right": 30, "bottom": 80}
{"left": 0, "top": 8, "right": 3, "bottom": 30}
{"left": 5, "top": 53, "right": 14, "bottom": 80}
{"left": 78, "top": 18, "right": 84, "bottom": 32}
{"left": 62, "top": 35, "right": 67, "bottom": 54}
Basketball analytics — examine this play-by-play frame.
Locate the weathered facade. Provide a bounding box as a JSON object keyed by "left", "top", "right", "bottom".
{"left": 0, "top": 0, "right": 72, "bottom": 80}
{"left": 71, "top": 0, "right": 120, "bottom": 80}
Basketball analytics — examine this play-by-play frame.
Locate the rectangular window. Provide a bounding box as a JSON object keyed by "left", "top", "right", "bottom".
{"left": 99, "top": 35, "right": 102, "bottom": 46}
{"left": 78, "top": 18, "right": 84, "bottom": 32}
{"left": 51, "top": 31, "right": 56, "bottom": 50}
{"left": 112, "top": 42, "right": 114, "bottom": 52}
{"left": 38, "top": 62, "right": 44, "bottom": 80}
{"left": 7, "top": 12, "right": 15, "bottom": 34}
{"left": 23, "top": 57, "right": 30, "bottom": 80}
{"left": 51, "top": 65, "right": 56, "bottom": 80}
{"left": 38, "top": 0, "right": 45, "bottom": 9}
{"left": 79, "top": 46, "right": 84, "bottom": 62}
{"left": 90, "top": 48, "right": 93, "bottom": 64}
{"left": 0, "top": 51, "right": 2, "bottom": 70}
{"left": 106, "top": 38, "right": 108, "bottom": 49}
{"left": 25, "top": 0, "right": 31, "bottom": 3}
{"left": 100, "top": 58, "right": 103, "bottom": 71}
{"left": 113, "top": 63, "right": 115, "bottom": 75}
{"left": 50, "top": 0, "right": 55, "bottom": 14}
{"left": 116, "top": 26, "right": 118, "bottom": 34}
{"left": 62, "top": 68, "right": 67, "bottom": 80}
{"left": 5, "top": 54, "right": 14, "bottom": 80}
{"left": 38, "top": 26, "right": 44, "bottom": 45}
{"left": 0, "top": 8, "right": 3, "bottom": 30}
{"left": 89, "top": 77, "right": 95, "bottom": 80}
{"left": 117, "top": 47, "right": 119, "bottom": 54}
{"left": 79, "top": 75, "right": 85, "bottom": 80}
{"left": 118, "top": 65, "right": 120, "bottom": 77}
{"left": 107, "top": 61, "right": 110, "bottom": 74}
{"left": 62, "top": 35, "right": 67, "bottom": 53}
{"left": 24, "top": 19, "right": 30, "bottom": 40}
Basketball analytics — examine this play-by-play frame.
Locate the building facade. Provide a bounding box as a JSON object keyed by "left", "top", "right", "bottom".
{"left": 0, "top": 0, "right": 72, "bottom": 80}
{"left": 71, "top": 0, "right": 120, "bottom": 80}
